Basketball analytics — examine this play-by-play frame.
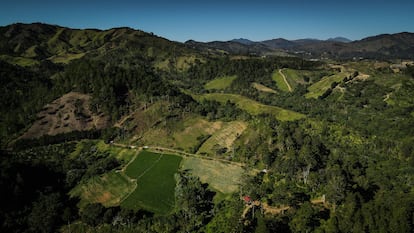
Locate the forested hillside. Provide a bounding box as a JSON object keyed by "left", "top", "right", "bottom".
{"left": 1, "top": 23, "right": 413, "bottom": 233}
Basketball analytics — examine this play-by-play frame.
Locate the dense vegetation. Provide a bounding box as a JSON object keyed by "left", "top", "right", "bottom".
{"left": 1, "top": 23, "right": 413, "bottom": 232}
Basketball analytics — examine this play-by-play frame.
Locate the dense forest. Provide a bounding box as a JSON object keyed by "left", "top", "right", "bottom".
{"left": 1, "top": 23, "right": 413, "bottom": 232}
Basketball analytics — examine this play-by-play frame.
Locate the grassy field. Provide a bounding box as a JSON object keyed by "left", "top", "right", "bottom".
{"left": 252, "top": 82, "right": 277, "bottom": 94}
{"left": 305, "top": 72, "right": 351, "bottom": 98}
{"left": 69, "top": 171, "right": 135, "bottom": 208}
{"left": 272, "top": 70, "right": 290, "bottom": 92}
{"left": 48, "top": 53, "right": 85, "bottom": 64}
{"left": 283, "top": 68, "right": 305, "bottom": 89}
{"left": 197, "top": 121, "right": 247, "bottom": 155}
{"left": 121, "top": 151, "right": 182, "bottom": 214}
{"left": 172, "top": 117, "right": 223, "bottom": 151}
{"left": 0, "top": 55, "right": 39, "bottom": 66}
{"left": 198, "top": 93, "right": 305, "bottom": 121}
{"left": 204, "top": 75, "right": 237, "bottom": 90}
{"left": 181, "top": 157, "right": 244, "bottom": 194}
{"left": 95, "top": 140, "right": 136, "bottom": 163}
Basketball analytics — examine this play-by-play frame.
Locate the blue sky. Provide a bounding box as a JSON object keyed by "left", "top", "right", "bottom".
{"left": 0, "top": 0, "right": 413, "bottom": 42}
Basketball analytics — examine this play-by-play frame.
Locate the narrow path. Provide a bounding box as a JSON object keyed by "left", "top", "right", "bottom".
{"left": 242, "top": 196, "right": 326, "bottom": 218}
{"left": 146, "top": 146, "right": 246, "bottom": 167}
{"left": 383, "top": 93, "right": 391, "bottom": 102}
{"left": 110, "top": 143, "right": 248, "bottom": 169}
{"left": 279, "top": 69, "right": 292, "bottom": 92}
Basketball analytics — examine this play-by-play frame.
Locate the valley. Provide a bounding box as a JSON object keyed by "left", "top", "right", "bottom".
{"left": 0, "top": 23, "right": 413, "bottom": 233}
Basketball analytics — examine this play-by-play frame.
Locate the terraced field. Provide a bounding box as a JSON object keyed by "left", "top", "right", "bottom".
{"left": 198, "top": 93, "right": 305, "bottom": 121}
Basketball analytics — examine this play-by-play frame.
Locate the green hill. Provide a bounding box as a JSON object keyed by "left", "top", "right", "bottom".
{"left": 1, "top": 23, "right": 414, "bottom": 233}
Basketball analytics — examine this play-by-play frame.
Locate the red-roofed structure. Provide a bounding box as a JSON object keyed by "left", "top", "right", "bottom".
{"left": 243, "top": 196, "right": 252, "bottom": 203}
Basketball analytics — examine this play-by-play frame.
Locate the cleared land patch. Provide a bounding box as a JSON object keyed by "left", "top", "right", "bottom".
{"left": 121, "top": 151, "right": 182, "bottom": 214}
{"left": 198, "top": 93, "right": 305, "bottom": 121}
{"left": 173, "top": 117, "right": 223, "bottom": 152}
{"left": 252, "top": 82, "right": 277, "bottom": 94}
{"left": 0, "top": 55, "right": 39, "bottom": 66}
{"left": 69, "top": 171, "right": 135, "bottom": 208}
{"left": 204, "top": 75, "right": 237, "bottom": 90}
{"left": 306, "top": 72, "right": 351, "bottom": 99}
{"left": 197, "top": 121, "right": 247, "bottom": 155}
{"left": 272, "top": 69, "right": 291, "bottom": 92}
{"left": 47, "top": 53, "right": 85, "bottom": 64}
{"left": 283, "top": 68, "right": 306, "bottom": 89}
{"left": 19, "top": 92, "right": 109, "bottom": 139}
{"left": 181, "top": 157, "right": 244, "bottom": 194}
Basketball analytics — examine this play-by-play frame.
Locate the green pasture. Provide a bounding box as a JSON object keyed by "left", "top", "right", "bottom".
{"left": 272, "top": 70, "right": 290, "bottom": 92}
{"left": 306, "top": 72, "right": 351, "bottom": 99}
{"left": 121, "top": 151, "right": 182, "bottom": 214}
{"left": 198, "top": 93, "right": 305, "bottom": 121}
{"left": 204, "top": 75, "right": 237, "bottom": 90}
{"left": 252, "top": 82, "right": 277, "bottom": 94}
{"left": 181, "top": 157, "right": 244, "bottom": 194}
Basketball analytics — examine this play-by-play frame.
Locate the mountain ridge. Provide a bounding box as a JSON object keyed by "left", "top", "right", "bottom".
{"left": 1, "top": 23, "right": 414, "bottom": 61}
{"left": 186, "top": 32, "right": 414, "bottom": 59}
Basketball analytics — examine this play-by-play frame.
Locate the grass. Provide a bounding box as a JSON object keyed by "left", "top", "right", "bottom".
{"left": 69, "top": 171, "right": 135, "bottom": 208}
{"left": 197, "top": 121, "right": 247, "bottom": 155}
{"left": 252, "top": 82, "right": 277, "bottom": 94}
{"left": 305, "top": 72, "right": 351, "bottom": 99}
{"left": 0, "top": 55, "right": 39, "bottom": 66}
{"left": 204, "top": 75, "right": 237, "bottom": 90}
{"left": 95, "top": 140, "right": 136, "bottom": 163}
{"left": 198, "top": 93, "right": 305, "bottom": 121}
{"left": 181, "top": 157, "right": 244, "bottom": 194}
{"left": 124, "top": 151, "right": 163, "bottom": 178}
{"left": 121, "top": 151, "right": 182, "bottom": 214}
{"left": 48, "top": 53, "right": 85, "bottom": 64}
{"left": 284, "top": 68, "right": 305, "bottom": 89}
{"left": 138, "top": 113, "right": 224, "bottom": 153}
{"left": 272, "top": 70, "right": 290, "bottom": 92}
{"left": 172, "top": 117, "right": 223, "bottom": 152}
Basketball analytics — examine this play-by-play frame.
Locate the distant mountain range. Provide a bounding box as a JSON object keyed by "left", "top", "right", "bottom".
{"left": 0, "top": 23, "right": 413, "bottom": 61}
{"left": 186, "top": 33, "right": 414, "bottom": 59}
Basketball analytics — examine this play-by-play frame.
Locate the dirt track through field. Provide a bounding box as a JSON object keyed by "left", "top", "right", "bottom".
{"left": 279, "top": 69, "right": 292, "bottom": 92}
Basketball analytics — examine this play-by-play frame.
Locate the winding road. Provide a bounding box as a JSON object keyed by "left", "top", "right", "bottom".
{"left": 279, "top": 69, "right": 292, "bottom": 92}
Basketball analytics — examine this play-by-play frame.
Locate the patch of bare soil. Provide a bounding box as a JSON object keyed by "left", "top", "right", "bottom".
{"left": 20, "top": 92, "right": 110, "bottom": 139}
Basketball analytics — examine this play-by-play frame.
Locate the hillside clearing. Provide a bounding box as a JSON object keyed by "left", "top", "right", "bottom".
{"left": 181, "top": 157, "right": 244, "bottom": 194}
{"left": 121, "top": 151, "right": 182, "bottom": 214}
{"left": 197, "top": 121, "right": 247, "bottom": 155}
{"left": 69, "top": 171, "right": 136, "bottom": 208}
{"left": 19, "top": 92, "right": 109, "bottom": 139}
{"left": 252, "top": 82, "right": 277, "bottom": 94}
{"left": 197, "top": 93, "right": 305, "bottom": 121}
{"left": 279, "top": 69, "right": 293, "bottom": 92}
{"left": 272, "top": 69, "right": 291, "bottom": 92}
{"left": 204, "top": 75, "right": 237, "bottom": 90}
{"left": 306, "top": 71, "right": 351, "bottom": 99}
{"left": 172, "top": 117, "right": 223, "bottom": 152}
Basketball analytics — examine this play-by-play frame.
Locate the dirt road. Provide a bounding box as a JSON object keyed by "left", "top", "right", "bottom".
{"left": 279, "top": 69, "right": 292, "bottom": 92}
